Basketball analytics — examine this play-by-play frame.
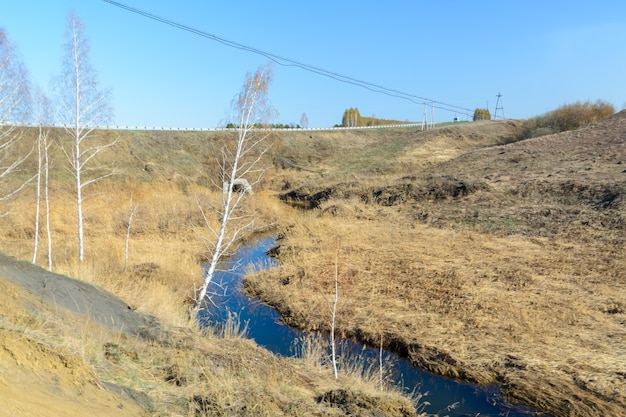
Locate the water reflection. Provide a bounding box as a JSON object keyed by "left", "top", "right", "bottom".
{"left": 198, "top": 236, "right": 549, "bottom": 416}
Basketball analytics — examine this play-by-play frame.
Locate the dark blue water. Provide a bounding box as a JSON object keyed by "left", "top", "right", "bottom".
{"left": 198, "top": 236, "right": 549, "bottom": 417}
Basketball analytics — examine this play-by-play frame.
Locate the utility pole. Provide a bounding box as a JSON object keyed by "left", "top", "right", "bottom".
{"left": 430, "top": 101, "right": 435, "bottom": 128}
{"left": 421, "top": 103, "right": 427, "bottom": 130}
{"left": 494, "top": 92, "right": 505, "bottom": 120}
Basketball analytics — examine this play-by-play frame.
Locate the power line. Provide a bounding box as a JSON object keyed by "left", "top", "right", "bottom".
{"left": 103, "top": 0, "right": 472, "bottom": 115}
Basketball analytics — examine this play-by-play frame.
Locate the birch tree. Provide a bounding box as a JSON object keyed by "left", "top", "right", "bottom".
{"left": 194, "top": 64, "right": 274, "bottom": 316}
{"left": 54, "top": 13, "right": 114, "bottom": 262}
{"left": 32, "top": 88, "right": 53, "bottom": 268}
{"left": 0, "top": 29, "right": 32, "bottom": 208}
{"left": 330, "top": 238, "right": 340, "bottom": 379}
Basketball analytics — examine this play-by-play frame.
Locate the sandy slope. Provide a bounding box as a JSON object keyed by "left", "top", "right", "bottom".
{"left": 0, "top": 256, "right": 149, "bottom": 416}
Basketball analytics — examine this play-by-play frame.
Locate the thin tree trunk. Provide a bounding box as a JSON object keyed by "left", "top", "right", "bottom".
{"left": 44, "top": 135, "right": 51, "bottom": 271}
{"left": 124, "top": 194, "right": 136, "bottom": 270}
{"left": 32, "top": 125, "right": 43, "bottom": 263}
{"left": 195, "top": 133, "right": 240, "bottom": 314}
{"left": 74, "top": 58, "right": 83, "bottom": 262}
{"left": 379, "top": 334, "right": 384, "bottom": 391}
{"left": 194, "top": 64, "right": 272, "bottom": 317}
{"left": 331, "top": 240, "right": 339, "bottom": 379}
{"left": 56, "top": 13, "right": 114, "bottom": 264}
{"left": 76, "top": 138, "right": 84, "bottom": 262}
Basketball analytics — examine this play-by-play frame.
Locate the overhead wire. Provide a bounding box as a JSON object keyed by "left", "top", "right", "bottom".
{"left": 103, "top": 0, "right": 473, "bottom": 116}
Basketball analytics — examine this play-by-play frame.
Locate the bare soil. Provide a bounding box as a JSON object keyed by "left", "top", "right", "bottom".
{"left": 0, "top": 256, "right": 150, "bottom": 417}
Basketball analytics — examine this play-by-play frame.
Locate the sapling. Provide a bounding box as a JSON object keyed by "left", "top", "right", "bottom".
{"left": 194, "top": 64, "right": 273, "bottom": 316}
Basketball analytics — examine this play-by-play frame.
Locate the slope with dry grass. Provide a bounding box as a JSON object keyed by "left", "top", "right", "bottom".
{"left": 0, "top": 126, "right": 420, "bottom": 416}
{"left": 244, "top": 114, "right": 626, "bottom": 416}
{"left": 0, "top": 116, "right": 623, "bottom": 415}
{"left": 0, "top": 253, "right": 419, "bottom": 417}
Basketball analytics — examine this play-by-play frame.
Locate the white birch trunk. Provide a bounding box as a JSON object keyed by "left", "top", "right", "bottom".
{"left": 32, "top": 124, "right": 42, "bottom": 263}
{"left": 56, "top": 14, "right": 114, "bottom": 263}
{"left": 331, "top": 244, "right": 339, "bottom": 379}
{"left": 44, "top": 135, "right": 52, "bottom": 271}
{"left": 124, "top": 194, "right": 136, "bottom": 270}
{"left": 73, "top": 24, "right": 84, "bottom": 263}
{"left": 194, "top": 65, "right": 273, "bottom": 316}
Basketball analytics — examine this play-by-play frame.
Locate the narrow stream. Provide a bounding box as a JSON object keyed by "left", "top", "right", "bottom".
{"left": 199, "top": 236, "right": 549, "bottom": 417}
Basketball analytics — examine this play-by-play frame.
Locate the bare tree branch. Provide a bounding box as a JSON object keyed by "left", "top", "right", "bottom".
{"left": 0, "top": 29, "right": 32, "bottom": 209}
{"left": 194, "top": 63, "right": 274, "bottom": 317}
{"left": 53, "top": 13, "right": 115, "bottom": 262}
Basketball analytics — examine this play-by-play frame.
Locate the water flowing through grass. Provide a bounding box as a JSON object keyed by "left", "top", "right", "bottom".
{"left": 198, "top": 236, "right": 549, "bottom": 416}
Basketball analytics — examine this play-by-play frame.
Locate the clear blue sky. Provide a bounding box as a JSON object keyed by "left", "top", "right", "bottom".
{"left": 2, "top": 1, "right": 625, "bottom": 128}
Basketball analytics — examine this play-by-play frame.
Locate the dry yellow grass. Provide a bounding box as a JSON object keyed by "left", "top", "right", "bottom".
{"left": 0, "top": 180, "right": 205, "bottom": 326}
{"left": 244, "top": 115, "right": 626, "bottom": 416}
{"left": 0, "top": 116, "right": 623, "bottom": 416}
{"left": 0, "top": 126, "right": 418, "bottom": 416}
{"left": 0, "top": 264, "right": 420, "bottom": 416}
{"left": 246, "top": 200, "right": 625, "bottom": 416}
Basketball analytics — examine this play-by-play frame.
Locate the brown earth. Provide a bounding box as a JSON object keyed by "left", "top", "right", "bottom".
{"left": 0, "top": 255, "right": 150, "bottom": 417}
{"left": 245, "top": 113, "right": 626, "bottom": 416}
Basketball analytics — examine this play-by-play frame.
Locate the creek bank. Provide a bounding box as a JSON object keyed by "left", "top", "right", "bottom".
{"left": 244, "top": 270, "right": 491, "bottom": 384}
{"left": 208, "top": 237, "right": 550, "bottom": 416}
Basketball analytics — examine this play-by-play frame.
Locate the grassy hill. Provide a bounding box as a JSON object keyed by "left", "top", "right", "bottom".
{"left": 248, "top": 114, "right": 625, "bottom": 416}
{"left": 0, "top": 114, "right": 624, "bottom": 416}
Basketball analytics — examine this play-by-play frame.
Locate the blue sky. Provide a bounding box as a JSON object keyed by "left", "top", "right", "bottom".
{"left": 2, "top": 1, "right": 625, "bottom": 128}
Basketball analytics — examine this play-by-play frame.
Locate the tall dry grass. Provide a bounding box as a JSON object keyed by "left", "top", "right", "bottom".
{"left": 245, "top": 195, "right": 626, "bottom": 416}
{"left": 0, "top": 180, "right": 208, "bottom": 326}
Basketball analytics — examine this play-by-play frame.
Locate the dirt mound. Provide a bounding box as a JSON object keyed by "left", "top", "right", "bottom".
{"left": 0, "top": 253, "right": 161, "bottom": 337}
{"left": 0, "top": 332, "right": 141, "bottom": 417}
{"left": 0, "top": 274, "right": 148, "bottom": 417}
{"left": 317, "top": 389, "right": 416, "bottom": 417}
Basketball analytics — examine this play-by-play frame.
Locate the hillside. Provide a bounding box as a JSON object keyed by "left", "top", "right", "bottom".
{"left": 0, "top": 114, "right": 623, "bottom": 416}
{"left": 246, "top": 113, "right": 626, "bottom": 416}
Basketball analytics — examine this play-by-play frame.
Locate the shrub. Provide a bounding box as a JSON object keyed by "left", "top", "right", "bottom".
{"left": 517, "top": 100, "right": 614, "bottom": 140}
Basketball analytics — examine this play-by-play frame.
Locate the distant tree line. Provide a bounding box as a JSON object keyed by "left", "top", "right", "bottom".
{"left": 224, "top": 122, "right": 302, "bottom": 129}
{"left": 339, "top": 107, "right": 413, "bottom": 127}
{"left": 473, "top": 108, "right": 491, "bottom": 121}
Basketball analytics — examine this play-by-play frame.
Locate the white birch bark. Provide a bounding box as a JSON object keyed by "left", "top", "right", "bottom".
{"left": 124, "top": 193, "right": 137, "bottom": 270}
{"left": 32, "top": 90, "right": 52, "bottom": 265}
{"left": 194, "top": 64, "right": 273, "bottom": 316}
{"left": 54, "top": 13, "right": 114, "bottom": 262}
{"left": 330, "top": 240, "right": 339, "bottom": 379}
{"left": 44, "top": 130, "right": 51, "bottom": 271}
{"left": 0, "top": 29, "right": 32, "bottom": 208}
{"left": 32, "top": 120, "right": 43, "bottom": 263}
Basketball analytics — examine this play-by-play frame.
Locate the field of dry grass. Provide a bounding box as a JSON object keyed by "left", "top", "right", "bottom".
{"left": 0, "top": 114, "right": 623, "bottom": 416}
{"left": 0, "top": 256, "right": 417, "bottom": 417}
{"left": 244, "top": 115, "right": 626, "bottom": 416}
{"left": 0, "top": 127, "right": 418, "bottom": 416}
